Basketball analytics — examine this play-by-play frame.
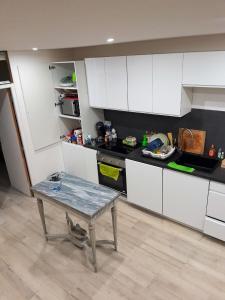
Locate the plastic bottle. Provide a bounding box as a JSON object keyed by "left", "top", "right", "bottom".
{"left": 142, "top": 132, "right": 148, "bottom": 147}
{"left": 208, "top": 144, "right": 216, "bottom": 158}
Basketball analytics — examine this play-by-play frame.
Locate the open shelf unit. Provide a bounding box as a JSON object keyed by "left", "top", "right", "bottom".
{"left": 50, "top": 60, "right": 104, "bottom": 146}
{"left": 50, "top": 61, "right": 82, "bottom": 142}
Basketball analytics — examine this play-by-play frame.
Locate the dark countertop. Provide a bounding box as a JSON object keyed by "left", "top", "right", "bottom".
{"left": 127, "top": 148, "right": 225, "bottom": 185}
{"left": 84, "top": 142, "right": 225, "bottom": 185}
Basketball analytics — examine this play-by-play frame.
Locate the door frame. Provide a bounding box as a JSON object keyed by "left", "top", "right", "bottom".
{"left": 0, "top": 86, "right": 31, "bottom": 194}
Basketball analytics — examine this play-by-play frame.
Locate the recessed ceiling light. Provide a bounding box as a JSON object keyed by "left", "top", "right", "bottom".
{"left": 32, "top": 47, "right": 38, "bottom": 51}
{"left": 106, "top": 38, "right": 115, "bottom": 43}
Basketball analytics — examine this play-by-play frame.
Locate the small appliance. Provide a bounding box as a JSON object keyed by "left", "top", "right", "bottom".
{"left": 61, "top": 97, "right": 80, "bottom": 117}
{"left": 96, "top": 122, "right": 105, "bottom": 140}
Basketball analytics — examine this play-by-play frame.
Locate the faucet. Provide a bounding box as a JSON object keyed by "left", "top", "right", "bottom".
{"left": 179, "top": 128, "right": 194, "bottom": 151}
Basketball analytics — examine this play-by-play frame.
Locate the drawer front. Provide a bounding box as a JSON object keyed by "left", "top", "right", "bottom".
{"left": 210, "top": 181, "right": 225, "bottom": 194}
{"left": 207, "top": 191, "right": 225, "bottom": 222}
{"left": 204, "top": 217, "right": 225, "bottom": 242}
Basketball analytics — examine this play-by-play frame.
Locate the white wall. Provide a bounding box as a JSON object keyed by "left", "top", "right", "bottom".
{"left": 192, "top": 88, "right": 225, "bottom": 111}
{"left": 8, "top": 50, "right": 74, "bottom": 185}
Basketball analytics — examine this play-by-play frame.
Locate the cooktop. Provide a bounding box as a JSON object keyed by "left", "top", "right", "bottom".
{"left": 98, "top": 140, "right": 139, "bottom": 155}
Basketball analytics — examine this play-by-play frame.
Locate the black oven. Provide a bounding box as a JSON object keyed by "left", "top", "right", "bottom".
{"left": 97, "top": 152, "right": 127, "bottom": 194}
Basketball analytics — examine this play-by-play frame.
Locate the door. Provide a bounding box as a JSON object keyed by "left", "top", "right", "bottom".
{"left": 127, "top": 55, "right": 153, "bottom": 113}
{"left": 0, "top": 89, "right": 31, "bottom": 195}
{"left": 105, "top": 56, "right": 128, "bottom": 111}
{"left": 183, "top": 51, "right": 225, "bottom": 86}
{"left": 153, "top": 53, "right": 183, "bottom": 116}
{"left": 18, "top": 61, "right": 60, "bottom": 150}
{"left": 85, "top": 57, "right": 107, "bottom": 108}
{"left": 84, "top": 148, "right": 98, "bottom": 184}
{"left": 126, "top": 159, "right": 162, "bottom": 213}
{"left": 163, "top": 169, "right": 209, "bottom": 230}
{"left": 62, "top": 142, "right": 86, "bottom": 179}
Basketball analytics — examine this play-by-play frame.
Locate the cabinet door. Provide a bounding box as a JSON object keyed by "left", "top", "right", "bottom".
{"left": 127, "top": 55, "right": 153, "bottom": 113}
{"left": 84, "top": 148, "right": 98, "bottom": 184}
{"left": 85, "top": 58, "right": 107, "bottom": 108}
{"left": 18, "top": 61, "right": 60, "bottom": 150}
{"left": 62, "top": 142, "right": 86, "bottom": 179}
{"left": 153, "top": 53, "right": 183, "bottom": 116}
{"left": 163, "top": 169, "right": 209, "bottom": 230}
{"left": 126, "top": 159, "right": 162, "bottom": 213}
{"left": 183, "top": 51, "right": 225, "bottom": 86}
{"left": 105, "top": 56, "right": 128, "bottom": 111}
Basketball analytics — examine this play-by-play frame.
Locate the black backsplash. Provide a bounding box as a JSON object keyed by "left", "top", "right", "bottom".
{"left": 104, "top": 109, "right": 225, "bottom": 154}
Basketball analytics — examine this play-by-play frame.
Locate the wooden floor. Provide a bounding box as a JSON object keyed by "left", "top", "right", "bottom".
{"left": 1, "top": 188, "right": 225, "bottom": 300}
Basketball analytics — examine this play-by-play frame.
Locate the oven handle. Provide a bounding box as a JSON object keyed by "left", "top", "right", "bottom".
{"left": 97, "top": 162, "right": 123, "bottom": 172}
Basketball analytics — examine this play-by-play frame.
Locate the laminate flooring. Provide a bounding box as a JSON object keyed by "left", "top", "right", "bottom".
{"left": 0, "top": 188, "right": 225, "bottom": 300}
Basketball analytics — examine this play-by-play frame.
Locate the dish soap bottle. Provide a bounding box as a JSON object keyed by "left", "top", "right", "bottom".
{"left": 209, "top": 144, "right": 216, "bottom": 158}
{"left": 142, "top": 131, "right": 148, "bottom": 147}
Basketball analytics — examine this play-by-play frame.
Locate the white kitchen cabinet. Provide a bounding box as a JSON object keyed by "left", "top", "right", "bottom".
{"left": 126, "top": 159, "right": 162, "bottom": 214}
{"left": 204, "top": 217, "right": 225, "bottom": 242}
{"left": 62, "top": 142, "right": 86, "bottom": 179}
{"left": 153, "top": 53, "right": 191, "bottom": 117}
{"left": 183, "top": 51, "right": 225, "bottom": 87}
{"left": 18, "top": 61, "right": 60, "bottom": 150}
{"left": 127, "top": 55, "right": 153, "bottom": 113}
{"left": 84, "top": 147, "right": 98, "bottom": 184}
{"left": 85, "top": 56, "right": 128, "bottom": 110}
{"left": 163, "top": 169, "right": 209, "bottom": 230}
{"left": 207, "top": 191, "right": 225, "bottom": 222}
{"left": 105, "top": 56, "right": 128, "bottom": 110}
{"left": 62, "top": 142, "right": 98, "bottom": 184}
{"left": 85, "top": 57, "right": 107, "bottom": 108}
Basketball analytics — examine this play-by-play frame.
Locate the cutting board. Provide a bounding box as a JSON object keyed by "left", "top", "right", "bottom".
{"left": 178, "top": 128, "right": 206, "bottom": 154}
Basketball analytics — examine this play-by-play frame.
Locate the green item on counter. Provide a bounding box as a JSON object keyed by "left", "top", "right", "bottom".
{"left": 167, "top": 161, "right": 195, "bottom": 173}
{"left": 142, "top": 132, "right": 148, "bottom": 147}
{"left": 99, "top": 163, "right": 120, "bottom": 181}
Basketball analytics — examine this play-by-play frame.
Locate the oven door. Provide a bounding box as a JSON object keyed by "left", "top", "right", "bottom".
{"left": 97, "top": 162, "right": 126, "bottom": 194}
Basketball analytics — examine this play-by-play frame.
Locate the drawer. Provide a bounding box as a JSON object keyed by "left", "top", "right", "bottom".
{"left": 207, "top": 191, "right": 225, "bottom": 222}
{"left": 210, "top": 181, "right": 225, "bottom": 194}
{"left": 204, "top": 217, "right": 225, "bottom": 242}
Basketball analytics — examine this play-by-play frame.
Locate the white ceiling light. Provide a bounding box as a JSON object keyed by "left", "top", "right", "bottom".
{"left": 106, "top": 38, "right": 115, "bottom": 43}
{"left": 32, "top": 47, "right": 38, "bottom": 51}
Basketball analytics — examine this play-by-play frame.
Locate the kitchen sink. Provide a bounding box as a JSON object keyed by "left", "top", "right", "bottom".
{"left": 175, "top": 152, "right": 219, "bottom": 172}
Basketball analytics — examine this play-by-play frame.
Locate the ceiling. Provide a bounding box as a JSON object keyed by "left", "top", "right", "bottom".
{"left": 1, "top": 0, "right": 225, "bottom": 51}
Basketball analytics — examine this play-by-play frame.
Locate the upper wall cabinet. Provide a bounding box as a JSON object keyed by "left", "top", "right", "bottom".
{"left": 127, "top": 55, "right": 153, "bottom": 113}
{"left": 105, "top": 56, "right": 128, "bottom": 110}
{"left": 85, "top": 56, "right": 128, "bottom": 111}
{"left": 85, "top": 58, "right": 107, "bottom": 108}
{"left": 152, "top": 53, "right": 191, "bottom": 117}
{"left": 183, "top": 51, "right": 225, "bottom": 87}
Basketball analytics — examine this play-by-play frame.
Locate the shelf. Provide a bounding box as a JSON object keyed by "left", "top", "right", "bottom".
{"left": 0, "top": 83, "right": 13, "bottom": 90}
{"left": 55, "top": 86, "right": 78, "bottom": 90}
{"left": 59, "top": 114, "right": 81, "bottom": 121}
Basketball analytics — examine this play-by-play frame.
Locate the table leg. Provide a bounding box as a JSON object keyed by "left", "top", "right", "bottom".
{"left": 37, "top": 198, "right": 48, "bottom": 241}
{"left": 111, "top": 204, "right": 118, "bottom": 251}
{"left": 88, "top": 222, "right": 97, "bottom": 272}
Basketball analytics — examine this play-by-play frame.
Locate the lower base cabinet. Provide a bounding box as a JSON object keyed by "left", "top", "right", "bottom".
{"left": 84, "top": 147, "right": 98, "bottom": 184}
{"left": 204, "top": 217, "right": 225, "bottom": 242}
{"left": 62, "top": 142, "right": 98, "bottom": 184}
{"left": 163, "top": 169, "right": 209, "bottom": 230}
{"left": 126, "top": 159, "right": 163, "bottom": 214}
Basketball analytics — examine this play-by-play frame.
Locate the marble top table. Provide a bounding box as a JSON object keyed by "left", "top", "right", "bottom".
{"left": 32, "top": 173, "right": 120, "bottom": 272}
